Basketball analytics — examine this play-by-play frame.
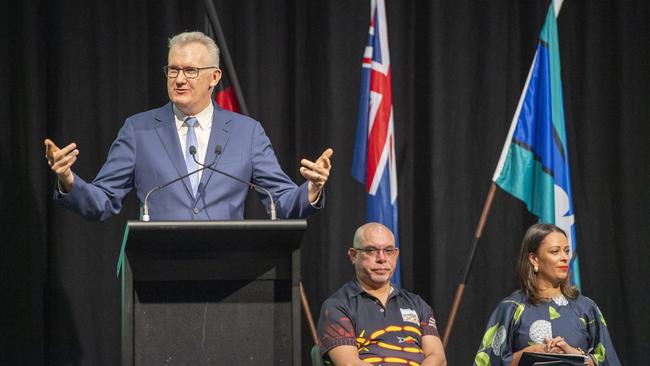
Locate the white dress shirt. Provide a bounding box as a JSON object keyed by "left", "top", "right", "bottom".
{"left": 172, "top": 103, "right": 214, "bottom": 182}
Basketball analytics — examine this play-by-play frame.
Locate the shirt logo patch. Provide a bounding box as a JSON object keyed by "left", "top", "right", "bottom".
{"left": 400, "top": 308, "right": 419, "bottom": 325}
{"left": 397, "top": 336, "right": 418, "bottom": 344}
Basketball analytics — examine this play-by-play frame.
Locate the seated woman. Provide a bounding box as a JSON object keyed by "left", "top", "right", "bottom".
{"left": 473, "top": 223, "right": 620, "bottom": 366}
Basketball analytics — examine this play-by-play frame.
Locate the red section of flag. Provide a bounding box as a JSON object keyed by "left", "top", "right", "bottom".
{"left": 215, "top": 86, "right": 240, "bottom": 113}
{"left": 365, "top": 68, "right": 392, "bottom": 191}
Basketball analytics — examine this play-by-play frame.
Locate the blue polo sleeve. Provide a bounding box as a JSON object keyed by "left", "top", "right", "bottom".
{"left": 317, "top": 297, "right": 358, "bottom": 357}
{"left": 410, "top": 294, "right": 440, "bottom": 338}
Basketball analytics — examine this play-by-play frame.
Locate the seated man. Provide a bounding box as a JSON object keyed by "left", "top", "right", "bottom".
{"left": 317, "top": 223, "right": 447, "bottom": 366}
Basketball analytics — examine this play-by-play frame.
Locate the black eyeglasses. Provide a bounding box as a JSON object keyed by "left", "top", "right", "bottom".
{"left": 354, "top": 246, "right": 398, "bottom": 257}
{"left": 163, "top": 66, "right": 218, "bottom": 79}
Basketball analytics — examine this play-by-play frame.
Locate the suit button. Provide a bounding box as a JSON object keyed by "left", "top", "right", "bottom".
{"left": 193, "top": 208, "right": 200, "bottom": 214}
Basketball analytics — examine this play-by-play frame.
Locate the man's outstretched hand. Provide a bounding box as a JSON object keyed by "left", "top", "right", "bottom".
{"left": 44, "top": 138, "right": 79, "bottom": 193}
{"left": 300, "top": 148, "right": 334, "bottom": 203}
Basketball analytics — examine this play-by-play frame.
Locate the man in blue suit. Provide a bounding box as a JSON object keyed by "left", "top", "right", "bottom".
{"left": 44, "top": 31, "right": 333, "bottom": 221}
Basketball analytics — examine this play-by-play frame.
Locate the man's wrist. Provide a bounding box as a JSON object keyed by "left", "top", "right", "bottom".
{"left": 307, "top": 181, "right": 323, "bottom": 205}
{"left": 57, "top": 180, "right": 69, "bottom": 195}
{"left": 57, "top": 176, "right": 74, "bottom": 194}
{"left": 309, "top": 189, "right": 323, "bottom": 205}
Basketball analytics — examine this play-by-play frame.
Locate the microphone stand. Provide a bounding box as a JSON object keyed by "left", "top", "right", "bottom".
{"left": 191, "top": 146, "right": 277, "bottom": 220}
{"left": 141, "top": 154, "right": 217, "bottom": 222}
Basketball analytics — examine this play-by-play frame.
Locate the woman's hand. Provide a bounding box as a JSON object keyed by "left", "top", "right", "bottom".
{"left": 543, "top": 337, "right": 580, "bottom": 354}
{"left": 512, "top": 338, "right": 590, "bottom": 366}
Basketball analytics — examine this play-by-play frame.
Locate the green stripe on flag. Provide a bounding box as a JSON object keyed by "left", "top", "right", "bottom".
{"left": 495, "top": 143, "right": 555, "bottom": 222}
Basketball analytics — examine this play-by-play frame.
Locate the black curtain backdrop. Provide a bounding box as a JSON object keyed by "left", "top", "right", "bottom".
{"left": 2, "top": 0, "right": 648, "bottom": 365}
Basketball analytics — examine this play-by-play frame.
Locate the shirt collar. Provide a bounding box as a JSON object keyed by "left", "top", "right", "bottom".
{"left": 173, "top": 103, "right": 214, "bottom": 131}
{"left": 349, "top": 279, "right": 400, "bottom": 300}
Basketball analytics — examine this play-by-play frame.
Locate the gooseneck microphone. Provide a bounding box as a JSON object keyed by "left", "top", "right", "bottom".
{"left": 141, "top": 150, "right": 218, "bottom": 221}
{"left": 190, "top": 145, "right": 277, "bottom": 220}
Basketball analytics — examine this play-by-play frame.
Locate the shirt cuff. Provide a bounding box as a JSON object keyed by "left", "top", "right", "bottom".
{"left": 309, "top": 189, "right": 323, "bottom": 207}
{"left": 57, "top": 180, "right": 70, "bottom": 196}
{"left": 319, "top": 338, "right": 357, "bottom": 357}
{"left": 307, "top": 187, "right": 325, "bottom": 209}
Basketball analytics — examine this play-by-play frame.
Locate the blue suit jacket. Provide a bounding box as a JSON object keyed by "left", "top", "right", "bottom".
{"left": 56, "top": 102, "right": 320, "bottom": 220}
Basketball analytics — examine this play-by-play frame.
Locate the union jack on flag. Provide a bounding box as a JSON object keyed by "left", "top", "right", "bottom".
{"left": 352, "top": 0, "right": 400, "bottom": 286}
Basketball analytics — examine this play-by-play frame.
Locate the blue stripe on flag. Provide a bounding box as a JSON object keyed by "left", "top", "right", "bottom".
{"left": 352, "top": 67, "right": 371, "bottom": 183}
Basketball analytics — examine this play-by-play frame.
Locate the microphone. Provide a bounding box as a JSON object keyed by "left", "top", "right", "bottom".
{"left": 191, "top": 145, "right": 277, "bottom": 220}
{"left": 141, "top": 151, "right": 217, "bottom": 221}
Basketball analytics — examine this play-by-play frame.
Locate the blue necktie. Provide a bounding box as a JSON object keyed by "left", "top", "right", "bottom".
{"left": 185, "top": 117, "right": 199, "bottom": 196}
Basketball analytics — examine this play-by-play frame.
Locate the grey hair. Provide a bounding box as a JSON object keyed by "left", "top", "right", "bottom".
{"left": 352, "top": 222, "right": 394, "bottom": 248}
{"left": 168, "top": 31, "right": 220, "bottom": 67}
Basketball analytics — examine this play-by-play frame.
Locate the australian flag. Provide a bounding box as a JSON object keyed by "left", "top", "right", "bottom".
{"left": 352, "top": 0, "right": 401, "bottom": 286}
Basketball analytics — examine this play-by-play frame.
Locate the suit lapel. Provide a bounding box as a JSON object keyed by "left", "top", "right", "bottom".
{"left": 154, "top": 103, "right": 194, "bottom": 198}
{"left": 200, "top": 105, "right": 233, "bottom": 188}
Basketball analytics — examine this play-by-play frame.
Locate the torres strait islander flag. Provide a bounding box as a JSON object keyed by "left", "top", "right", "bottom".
{"left": 492, "top": 0, "right": 581, "bottom": 289}
{"left": 352, "top": 0, "right": 401, "bottom": 286}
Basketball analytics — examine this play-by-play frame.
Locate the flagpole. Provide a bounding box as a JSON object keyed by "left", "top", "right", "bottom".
{"left": 300, "top": 282, "right": 320, "bottom": 346}
{"left": 442, "top": 182, "right": 498, "bottom": 347}
{"left": 203, "top": 0, "right": 250, "bottom": 116}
